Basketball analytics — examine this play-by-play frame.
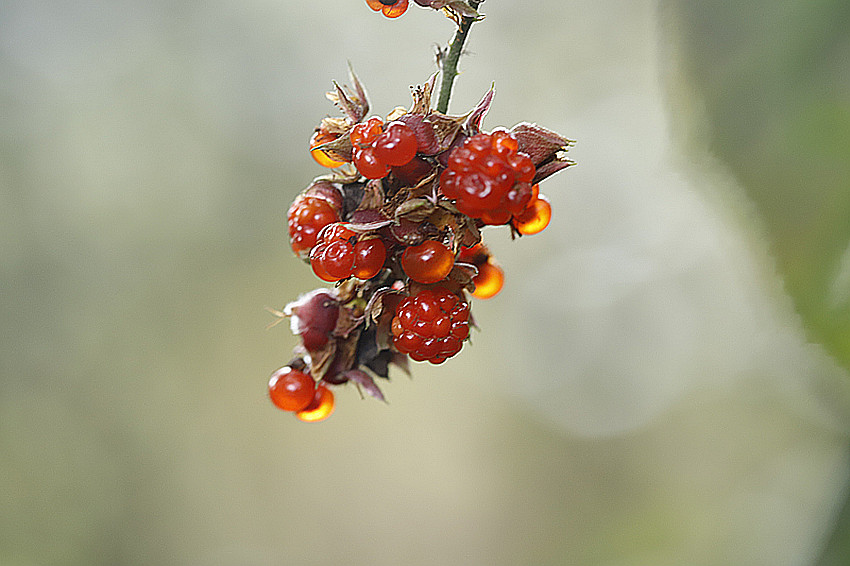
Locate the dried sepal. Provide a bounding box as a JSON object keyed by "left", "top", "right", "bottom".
{"left": 311, "top": 166, "right": 362, "bottom": 186}
{"left": 410, "top": 73, "right": 439, "bottom": 114}
{"left": 509, "top": 122, "right": 574, "bottom": 165}
{"left": 448, "top": 261, "right": 478, "bottom": 292}
{"left": 327, "top": 72, "right": 369, "bottom": 124}
{"left": 318, "top": 116, "right": 350, "bottom": 136}
{"left": 425, "top": 112, "right": 465, "bottom": 153}
{"left": 311, "top": 132, "right": 353, "bottom": 164}
{"left": 343, "top": 368, "right": 387, "bottom": 403}
{"left": 464, "top": 83, "right": 495, "bottom": 133}
{"left": 533, "top": 157, "right": 576, "bottom": 185}
{"left": 395, "top": 197, "right": 436, "bottom": 222}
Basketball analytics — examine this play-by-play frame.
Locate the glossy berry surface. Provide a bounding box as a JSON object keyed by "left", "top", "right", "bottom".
{"left": 351, "top": 118, "right": 417, "bottom": 179}
{"left": 401, "top": 240, "right": 454, "bottom": 284}
{"left": 513, "top": 193, "right": 551, "bottom": 235}
{"left": 471, "top": 261, "right": 504, "bottom": 299}
{"left": 268, "top": 366, "right": 316, "bottom": 412}
{"left": 365, "top": 0, "right": 409, "bottom": 18}
{"left": 439, "top": 130, "right": 536, "bottom": 224}
{"left": 310, "top": 223, "right": 387, "bottom": 282}
{"left": 295, "top": 384, "right": 335, "bottom": 422}
{"left": 309, "top": 130, "right": 346, "bottom": 168}
{"left": 458, "top": 243, "right": 504, "bottom": 299}
{"left": 288, "top": 195, "right": 339, "bottom": 256}
{"left": 373, "top": 122, "right": 417, "bottom": 166}
{"left": 391, "top": 287, "right": 470, "bottom": 364}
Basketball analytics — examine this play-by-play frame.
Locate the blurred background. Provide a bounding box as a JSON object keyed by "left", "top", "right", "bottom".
{"left": 2, "top": 1, "right": 850, "bottom": 565}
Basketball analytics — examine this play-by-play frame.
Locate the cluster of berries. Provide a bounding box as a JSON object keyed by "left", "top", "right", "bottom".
{"left": 270, "top": 70, "right": 572, "bottom": 421}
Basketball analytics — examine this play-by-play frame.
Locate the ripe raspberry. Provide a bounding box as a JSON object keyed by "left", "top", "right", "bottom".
{"left": 288, "top": 194, "right": 339, "bottom": 256}
{"left": 295, "top": 384, "right": 335, "bottom": 422}
{"left": 365, "top": 0, "right": 409, "bottom": 18}
{"left": 309, "top": 130, "right": 346, "bottom": 168}
{"left": 351, "top": 117, "right": 417, "bottom": 179}
{"left": 391, "top": 287, "right": 470, "bottom": 364}
{"left": 310, "top": 223, "right": 387, "bottom": 282}
{"left": 401, "top": 240, "right": 454, "bottom": 284}
{"left": 512, "top": 192, "right": 551, "bottom": 235}
{"left": 268, "top": 366, "right": 316, "bottom": 412}
{"left": 439, "top": 129, "right": 536, "bottom": 224}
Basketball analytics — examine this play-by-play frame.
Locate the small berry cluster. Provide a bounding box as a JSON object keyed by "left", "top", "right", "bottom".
{"left": 269, "top": 70, "right": 573, "bottom": 422}
{"left": 391, "top": 286, "right": 470, "bottom": 363}
{"left": 350, "top": 118, "right": 418, "bottom": 179}
{"left": 310, "top": 223, "right": 387, "bottom": 282}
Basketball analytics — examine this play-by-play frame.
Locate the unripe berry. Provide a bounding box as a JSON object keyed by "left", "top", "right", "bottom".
{"left": 286, "top": 289, "right": 339, "bottom": 351}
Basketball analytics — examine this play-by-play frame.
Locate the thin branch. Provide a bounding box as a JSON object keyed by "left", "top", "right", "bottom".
{"left": 436, "top": 1, "right": 483, "bottom": 114}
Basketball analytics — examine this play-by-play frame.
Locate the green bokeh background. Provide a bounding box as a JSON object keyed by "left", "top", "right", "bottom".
{"left": 2, "top": 1, "right": 850, "bottom": 565}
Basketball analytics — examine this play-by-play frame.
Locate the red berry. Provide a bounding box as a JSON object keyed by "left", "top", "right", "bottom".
{"left": 352, "top": 238, "right": 387, "bottom": 279}
{"left": 288, "top": 195, "right": 339, "bottom": 256}
{"left": 310, "top": 223, "right": 387, "bottom": 282}
{"left": 295, "top": 384, "right": 335, "bottom": 422}
{"left": 269, "top": 366, "right": 316, "bottom": 412}
{"left": 513, "top": 193, "right": 551, "bottom": 235}
{"left": 353, "top": 146, "right": 390, "bottom": 179}
{"left": 439, "top": 129, "right": 536, "bottom": 224}
{"left": 373, "top": 122, "right": 417, "bottom": 166}
{"left": 391, "top": 287, "right": 470, "bottom": 364}
{"left": 401, "top": 240, "right": 454, "bottom": 284}
{"left": 351, "top": 117, "right": 384, "bottom": 148}
{"left": 350, "top": 118, "right": 417, "bottom": 179}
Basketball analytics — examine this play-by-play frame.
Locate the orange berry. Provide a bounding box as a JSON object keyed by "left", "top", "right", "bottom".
{"left": 471, "top": 261, "right": 504, "bottom": 299}
{"left": 310, "top": 131, "right": 346, "bottom": 168}
{"left": 401, "top": 240, "right": 454, "bottom": 284}
{"left": 296, "top": 384, "right": 335, "bottom": 422}
{"left": 268, "top": 366, "right": 316, "bottom": 412}
{"left": 513, "top": 194, "right": 551, "bottom": 235}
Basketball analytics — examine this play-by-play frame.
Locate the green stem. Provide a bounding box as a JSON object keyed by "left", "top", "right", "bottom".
{"left": 436, "top": 0, "right": 483, "bottom": 114}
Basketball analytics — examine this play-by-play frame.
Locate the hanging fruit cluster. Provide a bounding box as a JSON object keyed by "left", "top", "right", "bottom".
{"left": 267, "top": 1, "right": 573, "bottom": 422}
{"left": 268, "top": 71, "right": 573, "bottom": 422}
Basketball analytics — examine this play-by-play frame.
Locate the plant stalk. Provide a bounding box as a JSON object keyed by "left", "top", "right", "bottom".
{"left": 436, "top": 0, "right": 483, "bottom": 114}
